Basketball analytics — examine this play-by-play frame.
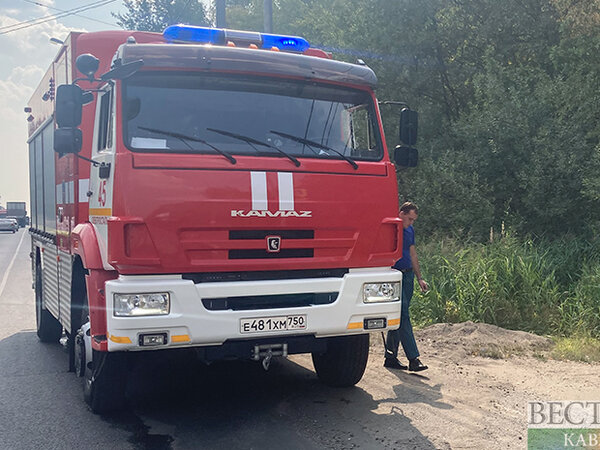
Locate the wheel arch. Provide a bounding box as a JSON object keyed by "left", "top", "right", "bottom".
{"left": 71, "top": 223, "right": 104, "bottom": 270}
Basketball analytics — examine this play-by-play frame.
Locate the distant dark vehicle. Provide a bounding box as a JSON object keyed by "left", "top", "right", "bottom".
{"left": 6, "top": 202, "right": 27, "bottom": 227}
{"left": 0, "top": 218, "right": 18, "bottom": 233}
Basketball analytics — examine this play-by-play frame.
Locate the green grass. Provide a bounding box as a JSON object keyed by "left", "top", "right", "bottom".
{"left": 552, "top": 336, "right": 600, "bottom": 363}
{"left": 412, "top": 235, "right": 600, "bottom": 339}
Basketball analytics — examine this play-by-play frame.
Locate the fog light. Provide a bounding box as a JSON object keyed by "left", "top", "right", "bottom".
{"left": 364, "top": 318, "right": 387, "bottom": 330}
{"left": 139, "top": 333, "right": 168, "bottom": 347}
{"left": 363, "top": 282, "right": 400, "bottom": 303}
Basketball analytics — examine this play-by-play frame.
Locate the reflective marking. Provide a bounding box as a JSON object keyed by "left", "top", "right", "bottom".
{"left": 107, "top": 333, "right": 132, "bottom": 344}
{"left": 68, "top": 181, "right": 74, "bottom": 203}
{"left": 79, "top": 178, "right": 89, "bottom": 202}
{"left": 277, "top": 172, "right": 294, "bottom": 211}
{"left": 347, "top": 322, "right": 363, "bottom": 330}
{"left": 89, "top": 208, "right": 112, "bottom": 216}
{"left": 250, "top": 171, "right": 268, "bottom": 211}
{"left": 56, "top": 184, "right": 62, "bottom": 204}
{"left": 171, "top": 334, "right": 191, "bottom": 343}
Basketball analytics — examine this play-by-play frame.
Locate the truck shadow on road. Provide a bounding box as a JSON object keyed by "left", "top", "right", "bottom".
{"left": 0, "top": 332, "right": 438, "bottom": 449}
{"left": 108, "top": 351, "right": 439, "bottom": 449}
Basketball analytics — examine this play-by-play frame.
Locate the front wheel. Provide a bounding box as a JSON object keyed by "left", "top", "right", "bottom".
{"left": 312, "top": 334, "right": 370, "bottom": 387}
{"left": 75, "top": 305, "right": 127, "bottom": 413}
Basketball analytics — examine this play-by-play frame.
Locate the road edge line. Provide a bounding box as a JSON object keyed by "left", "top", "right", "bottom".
{"left": 0, "top": 231, "right": 27, "bottom": 299}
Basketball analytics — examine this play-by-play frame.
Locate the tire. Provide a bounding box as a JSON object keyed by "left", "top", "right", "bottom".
{"left": 83, "top": 349, "right": 128, "bottom": 414}
{"left": 312, "top": 334, "right": 370, "bottom": 387}
{"left": 77, "top": 290, "right": 127, "bottom": 413}
{"left": 68, "top": 271, "right": 88, "bottom": 373}
{"left": 35, "top": 264, "right": 62, "bottom": 343}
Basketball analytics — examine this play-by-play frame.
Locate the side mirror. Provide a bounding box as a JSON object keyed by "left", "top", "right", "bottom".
{"left": 394, "top": 145, "right": 418, "bottom": 167}
{"left": 55, "top": 84, "right": 84, "bottom": 127}
{"left": 399, "top": 108, "right": 418, "bottom": 146}
{"left": 54, "top": 128, "right": 82, "bottom": 154}
{"left": 76, "top": 53, "right": 99, "bottom": 80}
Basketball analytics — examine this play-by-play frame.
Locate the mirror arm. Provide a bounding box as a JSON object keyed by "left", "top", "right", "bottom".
{"left": 378, "top": 101, "right": 410, "bottom": 108}
{"left": 73, "top": 76, "right": 103, "bottom": 84}
{"left": 72, "top": 78, "right": 113, "bottom": 89}
{"left": 75, "top": 154, "right": 100, "bottom": 167}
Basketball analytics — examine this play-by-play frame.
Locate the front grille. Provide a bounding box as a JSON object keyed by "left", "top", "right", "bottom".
{"left": 182, "top": 268, "right": 348, "bottom": 283}
{"left": 229, "top": 249, "right": 313, "bottom": 259}
{"left": 202, "top": 292, "right": 338, "bottom": 311}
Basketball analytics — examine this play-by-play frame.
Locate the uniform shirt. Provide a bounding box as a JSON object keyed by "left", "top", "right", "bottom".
{"left": 393, "top": 225, "right": 415, "bottom": 270}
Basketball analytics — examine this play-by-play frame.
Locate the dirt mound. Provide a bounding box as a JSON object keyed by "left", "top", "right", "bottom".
{"left": 415, "top": 321, "right": 552, "bottom": 359}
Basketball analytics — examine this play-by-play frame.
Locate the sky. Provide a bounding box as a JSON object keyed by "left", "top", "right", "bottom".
{"left": 0, "top": 0, "right": 210, "bottom": 210}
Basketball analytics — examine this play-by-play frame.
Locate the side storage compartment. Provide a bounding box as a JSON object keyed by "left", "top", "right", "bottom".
{"left": 34, "top": 244, "right": 62, "bottom": 343}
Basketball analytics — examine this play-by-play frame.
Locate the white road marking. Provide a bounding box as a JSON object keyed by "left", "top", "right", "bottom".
{"left": 0, "top": 230, "right": 26, "bottom": 298}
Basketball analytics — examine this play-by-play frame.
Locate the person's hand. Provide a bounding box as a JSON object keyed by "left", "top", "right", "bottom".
{"left": 418, "top": 278, "right": 429, "bottom": 292}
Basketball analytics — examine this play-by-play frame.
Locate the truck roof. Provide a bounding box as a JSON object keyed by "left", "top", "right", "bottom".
{"left": 119, "top": 42, "right": 377, "bottom": 88}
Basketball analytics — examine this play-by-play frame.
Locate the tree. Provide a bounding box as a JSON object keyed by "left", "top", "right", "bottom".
{"left": 113, "top": 0, "right": 209, "bottom": 32}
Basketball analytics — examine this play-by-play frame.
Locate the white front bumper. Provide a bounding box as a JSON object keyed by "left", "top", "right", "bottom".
{"left": 104, "top": 267, "right": 402, "bottom": 351}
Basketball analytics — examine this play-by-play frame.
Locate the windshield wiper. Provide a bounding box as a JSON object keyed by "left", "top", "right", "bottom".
{"left": 207, "top": 127, "right": 300, "bottom": 167}
{"left": 137, "top": 126, "right": 236, "bottom": 164}
{"left": 269, "top": 130, "right": 358, "bottom": 170}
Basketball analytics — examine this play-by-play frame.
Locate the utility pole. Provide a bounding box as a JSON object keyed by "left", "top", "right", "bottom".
{"left": 264, "top": 0, "right": 273, "bottom": 33}
{"left": 216, "top": 0, "right": 226, "bottom": 28}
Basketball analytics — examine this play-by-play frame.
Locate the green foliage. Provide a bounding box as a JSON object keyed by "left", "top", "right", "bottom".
{"left": 412, "top": 236, "right": 600, "bottom": 338}
{"left": 114, "top": 0, "right": 208, "bottom": 32}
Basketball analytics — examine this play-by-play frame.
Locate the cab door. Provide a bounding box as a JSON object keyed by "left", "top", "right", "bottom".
{"left": 88, "top": 85, "right": 116, "bottom": 270}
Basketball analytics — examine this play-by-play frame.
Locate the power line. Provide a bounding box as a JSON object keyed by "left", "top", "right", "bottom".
{"left": 20, "top": 0, "right": 120, "bottom": 28}
{"left": 0, "top": 0, "right": 117, "bottom": 35}
{"left": 0, "top": 0, "right": 113, "bottom": 31}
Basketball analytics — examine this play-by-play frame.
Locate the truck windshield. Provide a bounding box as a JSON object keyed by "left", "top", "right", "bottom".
{"left": 122, "top": 72, "right": 383, "bottom": 161}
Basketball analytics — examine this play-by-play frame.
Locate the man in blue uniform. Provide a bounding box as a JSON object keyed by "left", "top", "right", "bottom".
{"left": 384, "top": 202, "right": 429, "bottom": 372}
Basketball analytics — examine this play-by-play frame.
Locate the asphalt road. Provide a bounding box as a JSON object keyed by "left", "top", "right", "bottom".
{"left": 0, "top": 230, "right": 433, "bottom": 450}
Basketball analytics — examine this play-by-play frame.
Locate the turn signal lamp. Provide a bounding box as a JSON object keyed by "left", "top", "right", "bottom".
{"left": 163, "top": 25, "right": 310, "bottom": 53}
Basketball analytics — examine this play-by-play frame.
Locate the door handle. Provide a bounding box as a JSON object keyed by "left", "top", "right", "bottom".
{"left": 99, "top": 162, "right": 111, "bottom": 179}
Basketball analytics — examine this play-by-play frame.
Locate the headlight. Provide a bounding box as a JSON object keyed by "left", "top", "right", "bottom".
{"left": 363, "top": 282, "right": 400, "bottom": 303}
{"left": 113, "top": 293, "right": 170, "bottom": 316}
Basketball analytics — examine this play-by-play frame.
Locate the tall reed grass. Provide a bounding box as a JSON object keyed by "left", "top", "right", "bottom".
{"left": 412, "top": 236, "right": 600, "bottom": 338}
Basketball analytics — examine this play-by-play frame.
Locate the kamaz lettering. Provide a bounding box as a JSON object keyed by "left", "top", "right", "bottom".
{"left": 231, "top": 210, "right": 313, "bottom": 218}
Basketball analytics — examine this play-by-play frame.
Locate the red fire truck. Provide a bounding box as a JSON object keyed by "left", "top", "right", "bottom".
{"left": 27, "top": 25, "right": 418, "bottom": 413}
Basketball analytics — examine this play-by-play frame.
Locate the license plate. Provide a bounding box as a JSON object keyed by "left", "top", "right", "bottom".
{"left": 240, "top": 315, "right": 307, "bottom": 334}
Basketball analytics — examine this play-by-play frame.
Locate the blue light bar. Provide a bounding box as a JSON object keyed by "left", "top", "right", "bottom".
{"left": 162, "top": 25, "right": 310, "bottom": 52}
{"left": 163, "top": 25, "right": 225, "bottom": 44}
{"left": 261, "top": 33, "right": 310, "bottom": 52}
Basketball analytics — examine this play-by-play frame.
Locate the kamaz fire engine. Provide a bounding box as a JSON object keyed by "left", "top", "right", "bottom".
{"left": 27, "top": 25, "right": 419, "bottom": 413}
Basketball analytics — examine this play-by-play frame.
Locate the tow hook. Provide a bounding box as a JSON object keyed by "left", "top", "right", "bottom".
{"left": 262, "top": 350, "right": 273, "bottom": 371}
{"left": 252, "top": 343, "right": 288, "bottom": 371}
